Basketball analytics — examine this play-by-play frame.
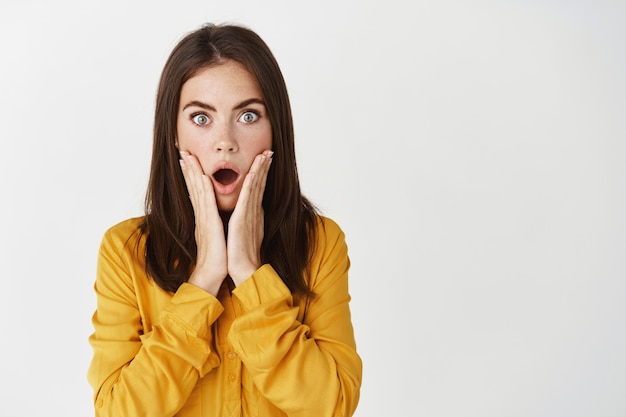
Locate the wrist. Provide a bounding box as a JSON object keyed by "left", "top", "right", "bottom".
{"left": 229, "top": 264, "right": 259, "bottom": 287}
{"left": 188, "top": 269, "right": 225, "bottom": 296}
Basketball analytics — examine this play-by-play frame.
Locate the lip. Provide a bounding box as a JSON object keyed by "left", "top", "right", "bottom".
{"left": 211, "top": 161, "right": 241, "bottom": 195}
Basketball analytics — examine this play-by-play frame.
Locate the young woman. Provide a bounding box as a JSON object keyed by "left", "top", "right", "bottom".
{"left": 87, "top": 23, "right": 362, "bottom": 416}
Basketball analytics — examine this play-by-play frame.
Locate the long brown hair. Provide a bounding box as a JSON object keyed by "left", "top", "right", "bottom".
{"left": 140, "top": 23, "right": 318, "bottom": 296}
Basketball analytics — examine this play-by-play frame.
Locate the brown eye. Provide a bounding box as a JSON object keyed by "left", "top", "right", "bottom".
{"left": 192, "top": 114, "right": 210, "bottom": 125}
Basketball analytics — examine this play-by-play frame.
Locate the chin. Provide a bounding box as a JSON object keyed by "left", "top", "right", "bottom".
{"left": 216, "top": 197, "right": 238, "bottom": 212}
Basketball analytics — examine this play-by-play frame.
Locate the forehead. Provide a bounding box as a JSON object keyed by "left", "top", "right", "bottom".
{"left": 180, "top": 60, "right": 262, "bottom": 102}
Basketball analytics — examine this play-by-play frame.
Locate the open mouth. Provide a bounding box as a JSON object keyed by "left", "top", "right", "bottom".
{"left": 213, "top": 168, "right": 239, "bottom": 186}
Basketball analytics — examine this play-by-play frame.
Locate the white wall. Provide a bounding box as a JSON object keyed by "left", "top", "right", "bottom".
{"left": 1, "top": 0, "right": 624, "bottom": 415}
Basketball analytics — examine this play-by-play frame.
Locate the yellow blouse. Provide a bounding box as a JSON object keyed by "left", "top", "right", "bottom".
{"left": 87, "top": 216, "right": 362, "bottom": 417}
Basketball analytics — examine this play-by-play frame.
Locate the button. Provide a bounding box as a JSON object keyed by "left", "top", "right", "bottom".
{"left": 228, "top": 373, "right": 237, "bottom": 382}
{"left": 227, "top": 351, "right": 237, "bottom": 360}
{"left": 96, "top": 398, "right": 104, "bottom": 408}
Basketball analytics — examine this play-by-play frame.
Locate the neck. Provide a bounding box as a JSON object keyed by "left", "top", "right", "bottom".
{"left": 219, "top": 210, "right": 232, "bottom": 235}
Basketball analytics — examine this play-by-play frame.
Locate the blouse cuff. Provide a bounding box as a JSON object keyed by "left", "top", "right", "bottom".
{"left": 163, "top": 282, "right": 224, "bottom": 339}
{"left": 232, "top": 264, "right": 291, "bottom": 312}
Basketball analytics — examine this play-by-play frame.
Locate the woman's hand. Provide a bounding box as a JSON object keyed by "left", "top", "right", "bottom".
{"left": 179, "top": 150, "right": 228, "bottom": 296}
{"left": 227, "top": 150, "right": 273, "bottom": 285}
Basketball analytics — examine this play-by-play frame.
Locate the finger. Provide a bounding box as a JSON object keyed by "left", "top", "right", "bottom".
{"left": 180, "top": 151, "right": 196, "bottom": 190}
{"left": 179, "top": 153, "right": 196, "bottom": 199}
{"left": 251, "top": 150, "right": 273, "bottom": 206}
{"left": 239, "top": 152, "right": 272, "bottom": 208}
{"left": 180, "top": 151, "right": 204, "bottom": 196}
{"left": 257, "top": 150, "right": 273, "bottom": 191}
{"left": 250, "top": 151, "right": 273, "bottom": 192}
{"left": 180, "top": 152, "right": 217, "bottom": 220}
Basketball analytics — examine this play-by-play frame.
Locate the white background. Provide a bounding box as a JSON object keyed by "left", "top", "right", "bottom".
{"left": 1, "top": 0, "right": 625, "bottom": 416}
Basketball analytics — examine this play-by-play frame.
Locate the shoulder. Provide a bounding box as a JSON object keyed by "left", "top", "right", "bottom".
{"left": 103, "top": 216, "right": 145, "bottom": 239}
{"left": 317, "top": 215, "right": 344, "bottom": 239}
{"left": 306, "top": 215, "right": 350, "bottom": 292}
{"left": 311, "top": 215, "right": 348, "bottom": 258}
{"left": 100, "top": 216, "right": 146, "bottom": 253}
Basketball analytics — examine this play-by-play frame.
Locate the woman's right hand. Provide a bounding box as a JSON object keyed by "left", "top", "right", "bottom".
{"left": 179, "top": 150, "right": 228, "bottom": 296}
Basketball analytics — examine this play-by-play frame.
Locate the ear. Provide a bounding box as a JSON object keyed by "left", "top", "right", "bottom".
{"left": 174, "top": 138, "right": 179, "bottom": 149}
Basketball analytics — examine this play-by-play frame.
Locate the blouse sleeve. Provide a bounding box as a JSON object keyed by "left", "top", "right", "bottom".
{"left": 87, "top": 223, "right": 224, "bottom": 417}
{"left": 228, "top": 217, "right": 362, "bottom": 417}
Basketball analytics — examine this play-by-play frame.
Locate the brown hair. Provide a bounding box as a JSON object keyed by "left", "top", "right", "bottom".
{"left": 139, "top": 23, "right": 318, "bottom": 296}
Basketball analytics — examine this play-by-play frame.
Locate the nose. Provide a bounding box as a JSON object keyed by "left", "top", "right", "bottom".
{"left": 214, "top": 125, "right": 238, "bottom": 153}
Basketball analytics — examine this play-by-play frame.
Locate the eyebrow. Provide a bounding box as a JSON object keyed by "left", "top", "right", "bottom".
{"left": 182, "top": 98, "right": 266, "bottom": 112}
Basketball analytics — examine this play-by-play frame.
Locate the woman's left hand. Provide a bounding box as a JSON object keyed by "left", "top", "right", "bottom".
{"left": 227, "top": 149, "right": 273, "bottom": 285}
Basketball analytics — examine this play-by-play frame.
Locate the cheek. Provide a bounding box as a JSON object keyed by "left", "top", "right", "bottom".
{"left": 264, "top": 130, "right": 273, "bottom": 150}
{"left": 250, "top": 126, "right": 273, "bottom": 152}
{"left": 238, "top": 124, "right": 272, "bottom": 158}
{"left": 177, "top": 123, "right": 203, "bottom": 152}
{"left": 176, "top": 124, "right": 213, "bottom": 173}
{"left": 176, "top": 117, "right": 192, "bottom": 147}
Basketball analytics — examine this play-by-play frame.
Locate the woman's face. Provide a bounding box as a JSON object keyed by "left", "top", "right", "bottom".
{"left": 176, "top": 60, "right": 273, "bottom": 211}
